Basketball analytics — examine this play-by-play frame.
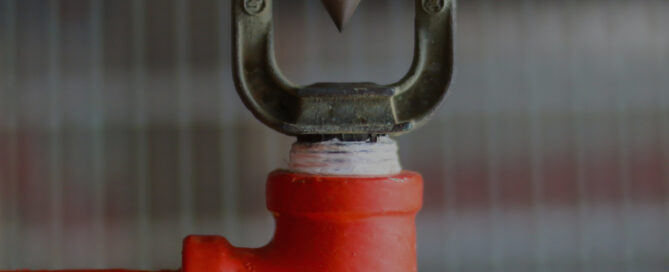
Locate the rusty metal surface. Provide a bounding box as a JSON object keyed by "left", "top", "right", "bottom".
{"left": 232, "top": 0, "right": 454, "bottom": 137}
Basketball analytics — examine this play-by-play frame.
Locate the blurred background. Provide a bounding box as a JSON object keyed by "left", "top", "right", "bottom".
{"left": 0, "top": 0, "right": 668, "bottom": 271}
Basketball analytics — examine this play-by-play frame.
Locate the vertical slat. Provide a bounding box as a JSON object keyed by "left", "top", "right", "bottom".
{"left": 219, "top": 123, "right": 240, "bottom": 240}
{"left": 442, "top": 110, "right": 459, "bottom": 269}
{"left": 436, "top": 0, "right": 459, "bottom": 268}
{"left": 565, "top": 3, "right": 591, "bottom": 272}
{"left": 349, "top": 1, "right": 365, "bottom": 81}
{"left": 560, "top": 4, "right": 586, "bottom": 271}
{"left": 606, "top": 1, "right": 635, "bottom": 270}
{"left": 565, "top": 1, "right": 591, "bottom": 270}
{"left": 436, "top": 0, "right": 459, "bottom": 269}
{"left": 0, "top": 1, "right": 4, "bottom": 265}
{"left": 47, "top": 0, "right": 64, "bottom": 268}
{"left": 7, "top": 0, "right": 19, "bottom": 268}
{"left": 659, "top": 0, "right": 669, "bottom": 262}
{"left": 644, "top": 0, "right": 669, "bottom": 263}
{"left": 175, "top": 0, "right": 194, "bottom": 236}
{"left": 219, "top": 0, "right": 240, "bottom": 242}
{"left": 1, "top": 0, "right": 18, "bottom": 268}
{"left": 90, "top": 0, "right": 106, "bottom": 267}
{"left": 304, "top": 1, "right": 322, "bottom": 81}
{"left": 480, "top": 1, "right": 501, "bottom": 270}
{"left": 132, "top": 0, "right": 151, "bottom": 268}
{"left": 521, "top": 0, "right": 548, "bottom": 270}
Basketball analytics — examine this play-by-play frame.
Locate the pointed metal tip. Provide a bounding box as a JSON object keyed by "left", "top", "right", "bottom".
{"left": 321, "top": 0, "right": 361, "bottom": 33}
{"left": 335, "top": 22, "right": 344, "bottom": 33}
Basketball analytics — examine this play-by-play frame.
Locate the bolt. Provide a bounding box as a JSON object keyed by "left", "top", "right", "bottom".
{"left": 244, "top": 0, "right": 265, "bottom": 15}
{"left": 423, "top": 0, "right": 445, "bottom": 14}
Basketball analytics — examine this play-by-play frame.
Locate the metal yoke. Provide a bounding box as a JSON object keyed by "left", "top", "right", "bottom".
{"left": 233, "top": 0, "right": 455, "bottom": 137}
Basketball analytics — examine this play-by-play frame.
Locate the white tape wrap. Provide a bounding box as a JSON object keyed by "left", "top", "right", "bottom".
{"left": 289, "top": 136, "right": 402, "bottom": 176}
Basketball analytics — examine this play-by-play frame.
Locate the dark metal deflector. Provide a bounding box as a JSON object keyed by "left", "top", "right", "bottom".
{"left": 232, "top": 0, "right": 455, "bottom": 137}
{"left": 321, "top": 0, "right": 362, "bottom": 32}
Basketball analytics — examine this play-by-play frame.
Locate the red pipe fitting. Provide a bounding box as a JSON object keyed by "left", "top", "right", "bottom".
{"left": 182, "top": 170, "right": 423, "bottom": 272}
{"left": 2, "top": 170, "right": 422, "bottom": 272}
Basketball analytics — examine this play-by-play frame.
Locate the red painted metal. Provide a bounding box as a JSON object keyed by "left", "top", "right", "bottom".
{"left": 3, "top": 170, "right": 423, "bottom": 272}
{"left": 0, "top": 269, "right": 162, "bottom": 272}
{"left": 182, "top": 170, "right": 423, "bottom": 272}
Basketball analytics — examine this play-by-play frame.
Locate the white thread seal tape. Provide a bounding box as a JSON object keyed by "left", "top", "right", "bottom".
{"left": 289, "top": 136, "right": 402, "bottom": 176}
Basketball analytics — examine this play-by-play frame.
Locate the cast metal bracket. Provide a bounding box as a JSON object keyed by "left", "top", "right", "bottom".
{"left": 233, "top": 0, "right": 454, "bottom": 136}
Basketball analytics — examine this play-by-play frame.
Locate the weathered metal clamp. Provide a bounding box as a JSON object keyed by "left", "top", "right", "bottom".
{"left": 232, "top": 0, "right": 454, "bottom": 137}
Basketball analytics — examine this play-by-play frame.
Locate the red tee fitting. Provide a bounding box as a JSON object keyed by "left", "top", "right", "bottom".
{"left": 182, "top": 170, "right": 423, "bottom": 272}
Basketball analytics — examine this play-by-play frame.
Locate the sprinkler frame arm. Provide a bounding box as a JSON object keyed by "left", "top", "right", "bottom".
{"left": 233, "top": 0, "right": 455, "bottom": 136}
